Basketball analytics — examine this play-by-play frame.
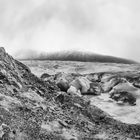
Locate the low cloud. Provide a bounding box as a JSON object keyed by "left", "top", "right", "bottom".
{"left": 0, "top": 0, "right": 140, "bottom": 61}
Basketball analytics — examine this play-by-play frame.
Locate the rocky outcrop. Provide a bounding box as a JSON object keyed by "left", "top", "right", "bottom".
{"left": 0, "top": 47, "right": 56, "bottom": 98}
{"left": 82, "top": 82, "right": 102, "bottom": 95}
{"left": 0, "top": 47, "right": 60, "bottom": 139}
{"left": 0, "top": 47, "right": 140, "bottom": 139}
{"left": 110, "top": 91, "right": 136, "bottom": 105}
{"left": 53, "top": 71, "right": 139, "bottom": 106}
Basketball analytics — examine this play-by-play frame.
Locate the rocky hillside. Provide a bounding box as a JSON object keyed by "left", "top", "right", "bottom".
{"left": 0, "top": 47, "right": 140, "bottom": 140}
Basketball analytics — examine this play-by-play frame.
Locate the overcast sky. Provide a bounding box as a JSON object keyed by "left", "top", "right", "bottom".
{"left": 0, "top": 0, "right": 140, "bottom": 61}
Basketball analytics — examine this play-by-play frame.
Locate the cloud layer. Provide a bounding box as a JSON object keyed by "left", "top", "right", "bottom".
{"left": 0, "top": 0, "right": 140, "bottom": 61}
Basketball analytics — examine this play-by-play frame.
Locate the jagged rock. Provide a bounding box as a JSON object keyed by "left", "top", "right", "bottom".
{"left": 67, "top": 76, "right": 102, "bottom": 96}
{"left": 85, "top": 73, "right": 101, "bottom": 82}
{"left": 82, "top": 82, "right": 102, "bottom": 95}
{"left": 54, "top": 73, "right": 81, "bottom": 92}
{"left": 0, "top": 47, "right": 60, "bottom": 139}
{"left": 69, "top": 77, "right": 91, "bottom": 93}
{"left": 110, "top": 91, "right": 136, "bottom": 105}
{"left": 101, "top": 76, "right": 126, "bottom": 93}
{"left": 67, "top": 86, "right": 82, "bottom": 97}
{"left": 111, "top": 80, "right": 138, "bottom": 92}
{"left": 108, "top": 79, "right": 138, "bottom": 105}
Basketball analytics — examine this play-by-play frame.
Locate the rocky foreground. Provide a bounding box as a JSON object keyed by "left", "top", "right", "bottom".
{"left": 0, "top": 48, "right": 140, "bottom": 139}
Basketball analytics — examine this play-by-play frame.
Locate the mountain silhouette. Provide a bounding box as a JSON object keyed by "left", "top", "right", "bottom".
{"left": 22, "top": 50, "right": 137, "bottom": 64}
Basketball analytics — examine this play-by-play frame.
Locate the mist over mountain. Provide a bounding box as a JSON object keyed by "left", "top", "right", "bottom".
{"left": 19, "top": 50, "right": 137, "bottom": 64}
{"left": 0, "top": 0, "right": 140, "bottom": 61}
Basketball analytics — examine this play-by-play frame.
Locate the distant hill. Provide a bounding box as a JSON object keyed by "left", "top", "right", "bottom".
{"left": 20, "top": 50, "right": 138, "bottom": 64}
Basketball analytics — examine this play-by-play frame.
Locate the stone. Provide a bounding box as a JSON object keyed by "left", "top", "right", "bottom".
{"left": 40, "top": 73, "right": 51, "bottom": 80}
{"left": 57, "top": 79, "right": 69, "bottom": 92}
{"left": 67, "top": 86, "right": 81, "bottom": 97}
{"left": 69, "top": 77, "right": 91, "bottom": 94}
{"left": 55, "top": 93, "right": 65, "bottom": 104}
{"left": 110, "top": 91, "right": 136, "bottom": 106}
{"left": 82, "top": 82, "right": 101, "bottom": 95}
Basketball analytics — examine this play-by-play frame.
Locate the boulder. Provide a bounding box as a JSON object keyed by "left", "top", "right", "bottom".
{"left": 109, "top": 79, "right": 138, "bottom": 105}
{"left": 101, "top": 76, "right": 129, "bottom": 93}
{"left": 40, "top": 73, "right": 51, "bottom": 80}
{"left": 67, "top": 86, "right": 81, "bottom": 97}
{"left": 111, "top": 80, "right": 138, "bottom": 93}
{"left": 69, "top": 77, "right": 91, "bottom": 94}
{"left": 57, "top": 79, "right": 69, "bottom": 92}
{"left": 110, "top": 91, "right": 136, "bottom": 106}
{"left": 54, "top": 72, "right": 76, "bottom": 92}
{"left": 82, "top": 82, "right": 101, "bottom": 95}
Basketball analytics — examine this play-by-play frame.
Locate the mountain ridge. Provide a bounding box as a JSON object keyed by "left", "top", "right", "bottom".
{"left": 19, "top": 50, "right": 138, "bottom": 64}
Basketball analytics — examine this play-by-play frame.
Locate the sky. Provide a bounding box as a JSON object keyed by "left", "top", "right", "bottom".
{"left": 0, "top": 0, "right": 140, "bottom": 61}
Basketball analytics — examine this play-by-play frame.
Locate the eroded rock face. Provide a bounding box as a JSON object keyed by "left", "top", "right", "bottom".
{"left": 0, "top": 47, "right": 59, "bottom": 139}
{"left": 0, "top": 48, "right": 54, "bottom": 97}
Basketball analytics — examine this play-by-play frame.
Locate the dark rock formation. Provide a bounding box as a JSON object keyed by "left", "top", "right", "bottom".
{"left": 57, "top": 80, "right": 69, "bottom": 92}
{"left": 54, "top": 72, "right": 78, "bottom": 92}
{"left": 110, "top": 91, "right": 136, "bottom": 105}
{"left": 40, "top": 73, "right": 51, "bottom": 80}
